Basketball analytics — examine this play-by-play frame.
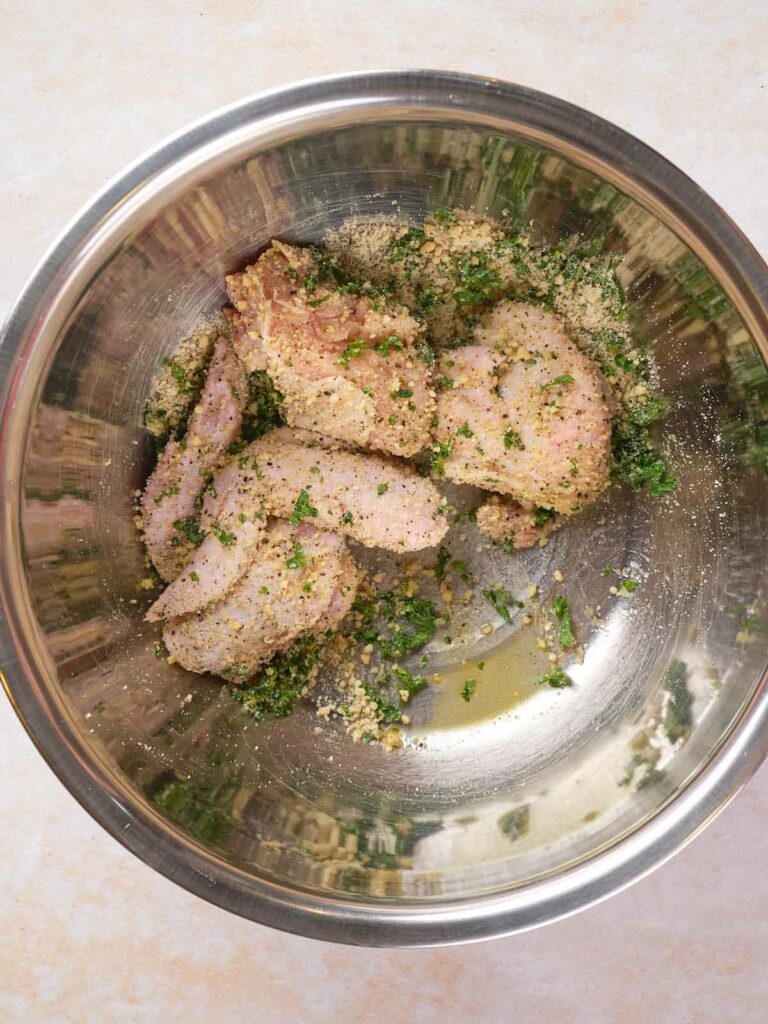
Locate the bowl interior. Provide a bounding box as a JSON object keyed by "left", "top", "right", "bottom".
{"left": 7, "top": 99, "right": 768, "bottom": 927}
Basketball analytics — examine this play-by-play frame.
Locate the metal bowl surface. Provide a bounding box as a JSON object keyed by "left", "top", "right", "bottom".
{"left": 2, "top": 71, "right": 768, "bottom": 946}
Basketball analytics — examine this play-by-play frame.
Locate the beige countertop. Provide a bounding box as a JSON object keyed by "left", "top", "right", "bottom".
{"left": 2, "top": 2, "right": 767, "bottom": 1021}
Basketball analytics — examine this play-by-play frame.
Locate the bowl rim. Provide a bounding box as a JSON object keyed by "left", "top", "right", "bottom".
{"left": 2, "top": 69, "right": 768, "bottom": 947}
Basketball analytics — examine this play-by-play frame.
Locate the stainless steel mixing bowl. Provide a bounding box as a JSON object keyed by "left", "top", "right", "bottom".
{"left": 2, "top": 71, "right": 768, "bottom": 946}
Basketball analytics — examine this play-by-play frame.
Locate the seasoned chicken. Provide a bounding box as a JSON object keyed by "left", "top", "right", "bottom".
{"left": 163, "top": 520, "right": 357, "bottom": 680}
{"left": 476, "top": 496, "right": 560, "bottom": 549}
{"left": 223, "top": 306, "right": 267, "bottom": 371}
{"left": 141, "top": 336, "right": 247, "bottom": 580}
{"left": 435, "top": 302, "right": 611, "bottom": 514}
{"left": 146, "top": 427, "right": 447, "bottom": 621}
{"left": 226, "top": 241, "right": 435, "bottom": 456}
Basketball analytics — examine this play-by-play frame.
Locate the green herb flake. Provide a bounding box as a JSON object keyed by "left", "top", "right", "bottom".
{"left": 232, "top": 634, "right": 325, "bottom": 721}
{"left": 285, "top": 541, "right": 306, "bottom": 569}
{"left": 430, "top": 547, "right": 450, "bottom": 585}
{"left": 172, "top": 515, "right": 204, "bottom": 546}
{"left": 188, "top": 571, "right": 199, "bottom": 582}
{"left": 663, "top": 659, "right": 693, "bottom": 743}
{"left": 289, "top": 489, "right": 319, "bottom": 525}
{"left": 540, "top": 373, "right": 575, "bottom": 393}
{"left": 341, "top": 511, "right": 354, "bottom": 526}
{"left": 504, "top": 427, "right": 524, "bottom": 450}
{"left": 457, "top": 422, "right": 474, "bottom": 438}
{"left": 377, "top": 482, "right": 389, "bottom": 496}
{"left": 461, "top": 678, "right": 477, "bottom": 702}
{"left": 353, "top": 590, "right": 440, "bottom": 660}
{"left": 482, "top": 585, "right": 522, "bottom": 624}
{"left": 387, "top": 227, "right": 428, "bottom": 262}
{"left": 392, "top": 666, "right": 428, "bottom": 703}
{"left": 430, "top": 439, "right": 453, "bottom": 476}
{"left": 610, "top": 415, "right": 677, "bottom": 497}
{"left": 374, "top": 334, "right": 404, "bottom": 357}
{"left": 537, "top": 666, "right": 573, "bottom": 689}
{"left": 534, "top": 506, "right": 556, "bottom": 528}
{"left": 213, "top": 524, "right": 236, "bottom": 547}
{"left": 417, "top": 288, "right": 437, "bottom": 315}
{"left": 391, "top": 387, "right": 413, "bottom": 400}
{"left": 241, "top": 370, "right": 285, "bottom": 441}
{"left": 336, "top": 338, "right": 367, "bottom": 367}
{"left": 552, "top": 595, "right": 576, "bottom": 649}
{"left": 453, "top": 251, "right": 502, "bottom": 306}
{"left": 154, "top": 485, "right": 180, "bottom": 504}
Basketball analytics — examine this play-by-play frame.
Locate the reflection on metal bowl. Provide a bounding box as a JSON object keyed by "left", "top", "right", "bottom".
{"left": 1, "top": 71, "right": 768, "bottom": 946}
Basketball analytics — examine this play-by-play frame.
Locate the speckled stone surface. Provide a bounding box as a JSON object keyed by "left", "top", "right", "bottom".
{"left": 2, "top": 3, "right": 768, "bottom": 1021}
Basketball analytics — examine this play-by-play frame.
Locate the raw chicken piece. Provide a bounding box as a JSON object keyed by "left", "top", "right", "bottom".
{"left": 476, "top": 496, "right": 560, "bottom": 549}
{"left": 141, "top": 336, "right": 248, "bottom": 580}
{"left": 226, "top": 241, "right": 435, "bottom": 456}
{"left": 146, "top": 427, "right": 447, "bottom": 621}
{"left": 435, "top": 302, "right": 611, "bottom": 514}
{"left": 163, "top": 520, "right": 357, "bottom": 680}
{"left": 208, "top": 428, "right": 447, "bottom": 551}
{"left": 223, "top": 306, "right": 267, "bottom": 371}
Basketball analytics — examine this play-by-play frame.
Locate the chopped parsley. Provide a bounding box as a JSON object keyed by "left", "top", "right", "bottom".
{"left": 430, "top": 439, "right": 453, "bottom": 476}
{"left": 552, "top": 595, "right": 576, "bottom": 649}
{"left": 453, "top": 251, "right": 502, "bottom": 306}
{"left": 663, "top": 659, "right": 693, "bottom": 743}
{"left": 352, "top": 590, "right": 440, "bottom": 660}
{"left": 172, "top": 515, "right": 204, "bottom": 546}
{"left": 377, "top": 482, "right": 389, "bottom": 496}
{"left": 417, "top": 288, "right": 437, "bottom": 314}
{"left": 392, "top": 666, "right": 428, "bottom": 703}
{"left": 188, "top": 571, "right": 199, "bottom": 582}
{"left": 212, "top": 524, "right": 236, "bottom": 546}
{"left": 289, "top": 489, "right": 318, "bottom": 525}
{"left": 461, "top": 678, "right": 477, "bottom": 702}
{"left": 240, "top": 370, "right": 285, "bottom": 441}
{"left": 231, "top": 634, "right": 325, "bottom": 720}
{"left": 457, "top": 422, "right": 474, "bottom": 438}
{"left": 610, "top": 412, "right": 677, "bottom": 496}
{"left": 154, "top": 485, "right": 180, "bottom": 504}
{"left": 534, "top": 506, "right": 556, "bottom": 528}
{"left": 375, "top": 334, "right": 404, "bottom": 356}
{"left": 169, "top": 362, "right": 188, "bottom": 388}
{"left": 307, "top": 294, "right": 331, "bottom": 308}
{"left": 537, "top": 666, "right": 573, "bottom": 689}
{"left": 361, "top": 682, "right": 402, "bottom": 724}
{"left": 435, "top": 375, "right": 455, "bottom": 391}
{"left": 387, "top": 227, "right": 428, "bottom": 261}
{"left": 341, "top": 510, "right": 354, "bottom": 525}
{"left": 482, "top": 585, "right": 522, "bottom": 624}
{"left": 504, "top": 427, "right": 524, "bottom": 450}
{"left": 602, "top": 567, "right": 641, "bottom": 594}
{"left": 391, "top": 388, "right": 413, "bottom": 400}
{"left": 434, "top": 546, "right": 451, "bottom": 581}
{"left": 285, "top": 541, "right": 306, "bottom": 569}
{"left": 336, "top": 337, "right": 367, "bottom": 367}
{"left": 540, "top": 373, "right": 575, "bottom": 393}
